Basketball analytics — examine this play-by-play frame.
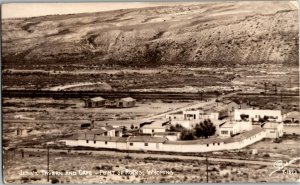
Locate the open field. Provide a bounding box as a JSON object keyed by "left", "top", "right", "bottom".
{"left": 3, "top": 66, "right": 299, "bottom": 94}
{"left": 3, "top": 144, "right": 300, "bottom": 184}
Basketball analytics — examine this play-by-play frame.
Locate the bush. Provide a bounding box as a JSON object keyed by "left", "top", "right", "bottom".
{"left": 51, "top": 178, "right": 59, "bottom": 184}
{"left": 180, "top": 130, "right": 194, "bottom": 140}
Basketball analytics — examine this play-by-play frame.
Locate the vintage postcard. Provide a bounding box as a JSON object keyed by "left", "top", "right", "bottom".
{"left": 1, "top": 1, "right": 299, "bottom": 184}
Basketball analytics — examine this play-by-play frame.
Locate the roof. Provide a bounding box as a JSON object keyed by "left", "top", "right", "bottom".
{"left": 127, "top": 136, "right": 168, "bottom": 143}
{"left": 68, "top": 134, "right": 128, "bottom": 142}
{"left": 170, "top": 111, "right": 183, "bottom": 115}
{"left": 90, "top": 97, "right": 105, "bottom": 102}
{"left": 285, "top": 111, "right": 300, "bottom": 118}
{"left": 153, "top": 132, "right": 180, "bottom": 136}
{"left": 120, "top": 97, "right": 136, "bottom": 102}
{"left": 211, "top": 106, "right": 227, "bottom": 112}
{"left": 142, "top": 120, "right": 169, "bottom": 129}
{"left": 222, "top": 99, "right": 233, "bottom": 104}
{"left": 219, "top": 121, "right": 238, "bottom": 128}
{"left": 262, "top": 122, "right": 281, "bottom": 129}
{"left": 79, "top": 128, "right": 107, "bottom": 135}
{"left": 101, "top": 125, "right": 114, "bottom": 131}
{"left": 165, "top": 137, "right": 224, "bottom": 145}
{"left": 78, "top": 126, "right": 117, "bottom": 135}
{"left": 224, "top": 127, "right": 264, "bottom": 143}
{"left": 65, "top": 135, "right": 167, "bottom": 143}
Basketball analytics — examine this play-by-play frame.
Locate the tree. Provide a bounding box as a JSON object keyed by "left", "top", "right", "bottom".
{"left": 168, "top": 124, "right": 185, "bottom": 132}
{"left": 180, "top": 130, "right": 194, "bottom": 140}
{"left": 240, "top": 114, "right": 249, "bottom": 121}
{"left": 195, "top": 119, "right": 216, "bottom": 138}
{"left": 259, "top": 116, "right": 269, "bottom": 123}
{"left": 130, "top": 124, "right": 134, "bottom": 130}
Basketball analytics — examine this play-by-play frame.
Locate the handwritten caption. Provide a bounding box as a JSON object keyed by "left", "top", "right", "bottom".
{"left": 18, "top": 169, "right": 174, "bottom": 177}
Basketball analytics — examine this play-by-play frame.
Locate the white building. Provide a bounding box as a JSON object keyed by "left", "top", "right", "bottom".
{"left": 262, "top": 122, "right": 284, "bottom": 138}
{"left": 219, "top": 120, "right": 252, "bottom": 137}
{"left": 234, "top": 109, "right": 283, "bottom": 123}
{"left": 140, "top": 120, "right": 169, "bottom": 134}
{"left": 219, "top": 122, "right": 240, "bottom": 137}
{"left": 62, "top": 128, "right": 267, "bottom": 153}
{"left": 80, "top": 125, "right": 123, "bottom": 138}
{"left": 167, "top": 109, "right": 219, "bottom": 129}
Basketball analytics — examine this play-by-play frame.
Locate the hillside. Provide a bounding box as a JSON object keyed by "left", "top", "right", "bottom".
{"left": 2, "top": 2, "right": 299, "bottom": 68}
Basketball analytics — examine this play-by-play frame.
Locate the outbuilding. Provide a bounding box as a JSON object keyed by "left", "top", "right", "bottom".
{"left": 117, "top": 97, "right": 136, "bottom": 108}
{"left": 84, "top": 97, "right": 106, "bottom": 108}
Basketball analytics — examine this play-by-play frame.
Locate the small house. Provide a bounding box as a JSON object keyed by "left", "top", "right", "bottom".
{"left": 84, "top": 97, "right": 105, "bottom": 108}
{"left": 117, "top": 97, "right": 136, "bottom": 108}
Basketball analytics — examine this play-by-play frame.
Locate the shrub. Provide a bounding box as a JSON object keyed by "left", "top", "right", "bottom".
{"left": 51, "top": 178, "right": 59, "bottom": 184}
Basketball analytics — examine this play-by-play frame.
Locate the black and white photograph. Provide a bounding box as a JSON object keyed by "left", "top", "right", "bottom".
{"left": 1, "top": 1, "right": 300, "bottom": 183}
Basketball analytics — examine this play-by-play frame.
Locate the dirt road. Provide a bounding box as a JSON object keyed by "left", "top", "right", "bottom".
{"left": 9, "top": 147, "right": 299, "bottom": 168}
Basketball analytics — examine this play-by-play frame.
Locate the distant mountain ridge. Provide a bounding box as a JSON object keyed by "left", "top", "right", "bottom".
{"left": 2, "top": 2, "right": 299, "bottom": 68}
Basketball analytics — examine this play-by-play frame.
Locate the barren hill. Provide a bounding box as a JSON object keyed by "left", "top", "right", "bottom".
{"left": 2, "top": 2, "right": 299, "bottom": 68}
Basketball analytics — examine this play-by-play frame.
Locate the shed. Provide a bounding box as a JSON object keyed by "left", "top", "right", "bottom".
{"left": 117, "top": 97, "right": 136, "bottom": 108}
{"left": 84, "top": 97, "right": 105, "bottom": 108}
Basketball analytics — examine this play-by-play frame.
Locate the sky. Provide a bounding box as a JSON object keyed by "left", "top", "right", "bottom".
{"left": 2, "top": 2, "right": 205, "bottom": 19}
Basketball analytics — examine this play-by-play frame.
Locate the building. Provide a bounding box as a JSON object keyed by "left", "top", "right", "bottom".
{"left": 261, "top": 122, "right": 284, "bottom": 138}
{"left": 62, "top": 128, "right": 267, "bottom": 153}
{"left": 183, "top": 109, "right": 201, "bottom": 120}
{"left": 117, "top": 97, "right": 136, "bottom": 108}
{"left": 220, "top": 99, "right": 239, "bottom": 113}
{"left": 84, "top": 97, "right": 105, "bottom": 108}
{"left": 80, "top": 125, "right": 123, "bottom": 138}
{"left": 283, "top": 111, "right": 300, "bottom": 124}
{"left": 219, "top": 122, "right": 240, "bottom": 137}
{"left": 141, "top": 120, "right": 169, "bottom": 134}
{"left": 234, "top": 109, "right": 283, "bottom": 123}
{"left": 127, "top": 136, "right": 168, "bottom": 151}
{"left": 153, "top": 132, "right": 181, "bottom": 141}
{"left": 219, "top": 120, "right": 252, "bottom": 137}
{"left": 210, "top": 106, "right": 228, "bottom": 119}
{"left": 167, "top": 108, "right": 221, "bottom": 129}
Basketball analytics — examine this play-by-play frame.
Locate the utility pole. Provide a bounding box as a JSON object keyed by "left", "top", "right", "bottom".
{"left": 273, "top": 84, "right": 277, "bottom": 95}
{"left": 199, "top": 90, "right": 203, "bottom": 101}
{"left": 206, "top": 154, "right": 209, "bottom": 183}
{"left": 264, "top": 82, "right": 267, "bottom": 96}
{"left": 47, "top": 147, "right": 50, "bottom": 182}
